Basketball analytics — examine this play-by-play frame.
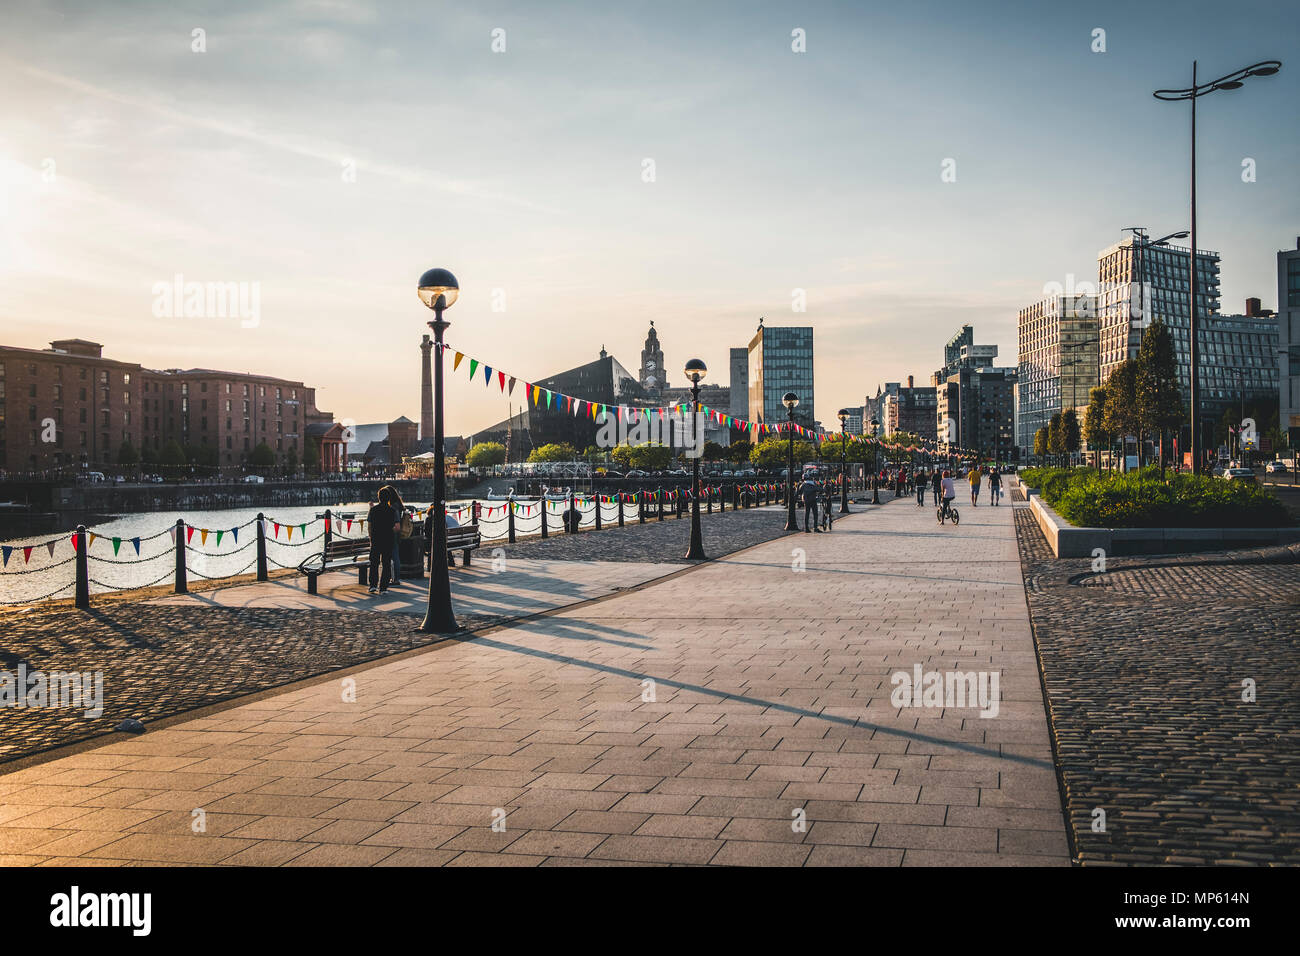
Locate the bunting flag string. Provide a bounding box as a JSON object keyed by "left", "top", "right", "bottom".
{"left": 439, "top": 341, "right": 984, "bottom": 455}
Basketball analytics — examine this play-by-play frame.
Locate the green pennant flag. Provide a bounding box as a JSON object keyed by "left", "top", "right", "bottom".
{"left": 300, "top": 524, "right": 307, "bottom": 537}
{"left": 215, "top": 530, "right": 224, "bottom": 547}
{"left": 112, "top": 537, "right": 121, "bottom": 556}
{"left": 469, "top": 359, "right": 479, "bottom": 379}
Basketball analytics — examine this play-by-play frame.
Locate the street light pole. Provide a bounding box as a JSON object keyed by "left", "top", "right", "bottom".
{"left": 417, "top": 268, "right": 460, "bottom": 634}
{"left": 783, "top": 392, "right": 799, "bottom": 531}
{"left": 869, "top": 418, "right": 881, "bottom": 504}
{"left": 1154, "top": 58, "right": 1281, "bottom": 474}
{"left": 684, "top": 359, "right": 707, "bottom": 559}
{"left": 838, "top": 408, "right": 850, "bottom": 514}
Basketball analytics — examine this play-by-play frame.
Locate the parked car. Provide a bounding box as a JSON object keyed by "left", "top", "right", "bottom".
{"left": 242, "top": 474, "right": 265, "bottom": 484}
{"left": 1265, "top": 460, "right": 1288, "bottom": 474}
{"left": 625, "top": 470, "right": 648, "bottom": 479}
{"left": 1222, "top": 468, "right": 1256, "bottom": 481}
{"left": 83, "top": 471, "right": 106, "bottom": 483}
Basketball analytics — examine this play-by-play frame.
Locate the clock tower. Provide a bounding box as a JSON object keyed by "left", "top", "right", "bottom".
{"left": 639, "top": 320, "right": 666, "bottom": 394}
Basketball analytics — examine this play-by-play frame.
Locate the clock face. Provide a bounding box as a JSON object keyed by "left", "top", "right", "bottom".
{"left": 645, "top": 361, "right": 656, "bottom": 371}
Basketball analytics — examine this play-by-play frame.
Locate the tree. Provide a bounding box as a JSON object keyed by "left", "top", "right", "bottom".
{"left": 159, "top": 439, "right": 186, "bottom": 471}
{"left": 1061, "top": 408, "right": 1081, "bottom": 465}
{"left": 1135, "top": 317, "right": 1183, "bottom": 474}
{"left": 285, "top": 444, "right": 299, "bottom": 477}
{"left": 528, "top": 443, "right": 578, "bottom": 463}
{"left": 1033, "top": 427, "right": 1048, "bottom": 459}
{"left": 466, "top": 441, "right": 506, "bottom": 468}
{"left": 304, "top": 435, "right": 321, "bottom": 477}
{"left": 1047, "top": 412, "right": 1065, "bottom": 466}
{"left": 727, "top": 439, "right": 751, "bottom": 465}
{"left": 250, "top": 441, "right": 276, "bottom": 470}
{"left": 1084, "top": 385, "right": 1109, "bottom": 471}
{"left": 702, "top": 441, "right": 726, "bottom": 462}
{"left": 750, "top": 437, "right": 815, "bottom": 469}
{"left": 117, "top": 440, "right": 139, "bottom": 465}
{"left": 1104, "top": 360, "right": 1141, "bottom": 470}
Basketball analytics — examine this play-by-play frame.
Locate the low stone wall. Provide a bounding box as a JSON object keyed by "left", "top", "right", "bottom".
{"left": 1025, "top": 488, "right": 1300, "bottom": 558}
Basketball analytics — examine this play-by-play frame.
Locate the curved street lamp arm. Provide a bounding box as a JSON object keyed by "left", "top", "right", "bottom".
{"left": 1154, "top": 60, "right": 1282, "bottom": 99}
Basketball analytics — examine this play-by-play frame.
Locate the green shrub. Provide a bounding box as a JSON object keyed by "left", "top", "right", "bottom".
{"left": 1023, "top": 466, "right": 1291, "bottom": 529}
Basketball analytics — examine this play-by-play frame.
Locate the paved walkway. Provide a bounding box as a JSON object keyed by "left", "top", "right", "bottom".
{"left": 0, "top": 489, "right": 1068, "bottom": 866}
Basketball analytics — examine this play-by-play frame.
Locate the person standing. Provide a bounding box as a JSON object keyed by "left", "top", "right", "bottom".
{"left": 968, "top": 464, "right": 982, "bottom": 506}
{"left": 931, "top": 467, "right": 942, "bottom": 506}
{"left": 381, "top": 486, "right": 408, "bottom": 587}
{"left": 916, "top": 469, "right": 927, "bottom": 507}
{"left": 367, "top": 491, "right": 399, "bottom": 594}
{"left": 800, "top": 475, "right": 820, "bottom": 532}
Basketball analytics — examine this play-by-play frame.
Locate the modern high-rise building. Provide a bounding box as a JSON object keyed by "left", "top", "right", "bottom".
{"left": 882, "top": 376, "right": 938, "bottom": 441}
{"left": 747, "top": 320, "right": 814, "bottom": 429}
{"left": 729, "top": 347, "right": 749, "bottom": 419}
{"left": 1016, "top": 294, "right": 1100, "bottom": 454}
{"left": 1279, "top": 239, "right": 1300, "bottom": 448}
{"left": 933, "top": 329, "right": 1016, "bottom": 459}
{"left": 841, "top": 406, "right": 864, "bottom": 436}
{"left": 1097, "top": 236, "right": 1220, "bottom": 388}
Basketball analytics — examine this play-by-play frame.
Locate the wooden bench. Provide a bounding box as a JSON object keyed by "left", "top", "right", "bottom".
{"left": 425, "top": 522, "right": 482, "bottom": 568}
{"left": 297, "top": 537, "right": 371, "bottom": 594}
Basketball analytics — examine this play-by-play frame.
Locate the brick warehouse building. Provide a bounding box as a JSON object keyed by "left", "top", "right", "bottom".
{"left": 0, "top": 338, "right": 335, "bottom": 475}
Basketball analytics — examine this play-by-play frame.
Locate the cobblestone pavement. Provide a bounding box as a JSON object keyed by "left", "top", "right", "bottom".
{"left": 497, "top": 503, "right": 796, "bottom": 564}
{"left": 1014, "top": 506, "right": 1300, "bottom": 865}
{"left": 0, "top": 494, "right": 1068, "bottom": 867}
{"left": 0, "top": 559, "right": 672, "bottom": 766}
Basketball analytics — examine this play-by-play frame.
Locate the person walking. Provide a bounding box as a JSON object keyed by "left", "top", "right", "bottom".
{"left": 800, "top": 475, "right": 820, "bottom": 532}
{"left": 968, "top": 464, "right": 982, "bottom": 506}
{"left": 916, "top": 468, "right": 927, "bottom": 507}
{"left": 366, "top": 490, "right": 400, "bottom": 594}
{"left": 931, "top": 467, "right": 942, "bottom": 507}
{"left": 988, "top": 466, "right": 1003, "bottom": 506}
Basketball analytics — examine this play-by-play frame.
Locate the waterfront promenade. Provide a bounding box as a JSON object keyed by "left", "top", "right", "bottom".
{"left": 0, "top": 491, "right": 1069, "bottom": 866}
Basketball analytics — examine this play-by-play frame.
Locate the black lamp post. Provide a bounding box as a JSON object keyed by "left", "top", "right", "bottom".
{"left": 684, "top": 358, "right": 707, "bottom": 559}
{"left": 837, "top": 408, "right": 850, "bottom": 514}
{"left": 1154, "top": 59, "right": 1281, "bottom": 474}
{"left": 783, "top": 392, "right": 799, "bottom": 531}
{"left": 417, "top": 267, "right": 460, "bottom": 633}
{"left": 869, "top": 418, "right": 881, "bottom": 504}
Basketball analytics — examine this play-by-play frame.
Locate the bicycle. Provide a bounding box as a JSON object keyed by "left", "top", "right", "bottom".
{"left": 937, "top": 498, "right": 960, "bottom": 525}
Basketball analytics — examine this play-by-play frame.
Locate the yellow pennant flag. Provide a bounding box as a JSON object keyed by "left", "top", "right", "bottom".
{"left": 89, "top": 533, "right": 97, "bottom": 547}
{"left": 453, "top": 351, "right": 464, "bottom": 371}
{"left": 286, "top": 525, "right": 294, "bottom": 541}
{"left": 200, "top": 529, "right": 209, "bottom": 546}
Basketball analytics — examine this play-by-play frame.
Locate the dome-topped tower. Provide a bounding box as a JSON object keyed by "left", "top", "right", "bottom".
{"left": 639, "top": 320, "right": 666, "bottom": 393}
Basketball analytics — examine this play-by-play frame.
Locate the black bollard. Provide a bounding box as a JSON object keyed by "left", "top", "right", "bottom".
{"left": 618, "top": 493, "right": 625, "bottom": 527}
{"left": 74, "top": 525, "right": 89, "bottom": 609}
{"left": 174, "top": 519, "right": 188, "bottom": 594}
{"left": 255, "top": 512, "right": 268, "bottom": 581}
{"left": 657, "top": 488, "right": 664, "bottom": 521}
{"left": 595, "top": 494, "right": 602, "bottom": 530}
{"left": 507, "top": 502, "right": 516, "bottom": 543}
{"left": 540, "top": 499, "right": 548, "bottom": 539}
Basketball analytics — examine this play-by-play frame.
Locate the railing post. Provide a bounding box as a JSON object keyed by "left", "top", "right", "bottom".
{"left": 594, "top": 494, "right": 602, "bottom": 530}
{"left": 540, "top": 499, "right": 548, "bottom": 539}
{"left": 657, "top": 487, "right": 664, "bottom": 521}
{"left": 255, "top": 512, "right": 268, "bottom": 581}
{"left": 638, "top": 492, "right": 646, "bottom": 524}
{"left": 732, "top": 484, "right": 738, "bottom": 511}
{"left": 74, "top": 524, "right": 89, "bottom": 609}
{"left": 677, "top": 488, "right": 684, "bottom": 518}
{"left": 323, "top": 508, "right": 332, "bottom": 553}
{"left": 707, "top": 486, "right": 713, "bottom": 514}
{"left": 618, "top": 493, "right": 625, "bottom": 527}
{"left": 508, "top": 502, "right": 516, "bottom": 543}
{"left": 174, "top": 518, "right": 188, "bottom": 594}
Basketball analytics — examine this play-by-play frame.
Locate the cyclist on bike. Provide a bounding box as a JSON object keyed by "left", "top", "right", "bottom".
{"left": 940, "top": 469, "right": 957, "bottom": 521}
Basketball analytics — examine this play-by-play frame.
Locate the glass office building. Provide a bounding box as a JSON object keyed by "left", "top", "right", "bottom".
{"left": 1016, "top": 294, "right": 1099, "bottom": 454}
{"left": 747, "top": 323, "right": 814, "bottom": 429}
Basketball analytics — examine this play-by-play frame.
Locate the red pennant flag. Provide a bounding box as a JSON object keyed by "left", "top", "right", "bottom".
{"left": 498, "top": 370, "right": 506, "bottom": 391}
{"left": 23, "top": 546, "right": 33, "bottom": 564}
{"left": 186, "top": 526, "right": 195, "bottom": 543}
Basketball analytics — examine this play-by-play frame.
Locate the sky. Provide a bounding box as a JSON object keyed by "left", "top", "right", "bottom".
{"left": 1, "top": 0, "right": 1297, "bottom": 437}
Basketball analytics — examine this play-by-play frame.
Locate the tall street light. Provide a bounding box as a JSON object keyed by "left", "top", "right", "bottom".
{"left": 1154, "top": 58, "right": 1281, "bottom": 474}
{"left": 417, "top": 267, "right": 460, "bottom": 633}
{"left": 837, "top": 408, "right": 850, "bottom": 514}
{"left": 684, "top": 358, "right": 707, "bottom": 559}
{"left": 783, "top": 392, "right": 799, "bottom": 531}
{"left": 869, "top": 418, "right": 881, "bottom": 504}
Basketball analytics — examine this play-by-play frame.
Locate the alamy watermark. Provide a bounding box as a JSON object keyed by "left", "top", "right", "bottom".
{"left": 1, "top": 663, "right": 104, "bottom": 717}
{"left": 594, "top": 409, "right": 705, "bottom": 457}
{"left": 151, "top": 273, "right": 260, "bottom": 328}
{"left": 890, "top": 665, "right": 1000, "bottom": 718}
